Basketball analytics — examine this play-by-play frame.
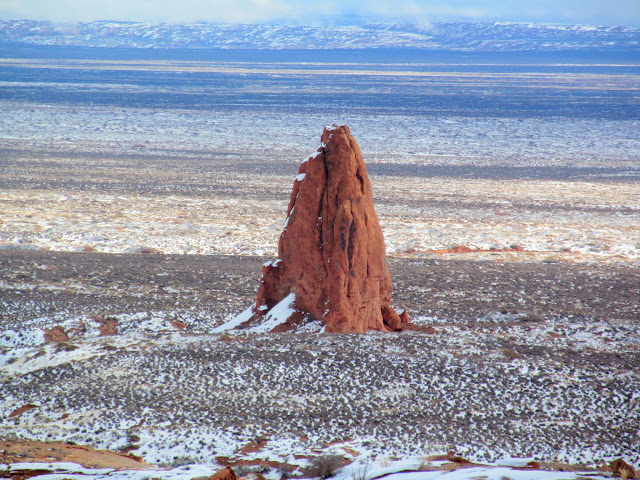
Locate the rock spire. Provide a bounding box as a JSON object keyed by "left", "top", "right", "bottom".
{"left": 226, "top": 125, "right": 411, "bottom": 333}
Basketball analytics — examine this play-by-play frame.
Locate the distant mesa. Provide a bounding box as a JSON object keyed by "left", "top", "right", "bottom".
{"left": 3, "top": 21, "right": 638, "bottom": 52}
{"left": 216, "top": 125, "right": 411, "bottom": 333}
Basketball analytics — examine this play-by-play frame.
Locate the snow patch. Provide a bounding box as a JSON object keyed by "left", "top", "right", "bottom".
{"left": 212, "top": 304, "right": 255, "bottom": 332}
{"left": 284, "top": 207, "right": 295, "bottom": 229}
{"left": 6, "top": 462, "right": 113, "bottom": 476}
{"left": 246, "top": 292, "right": 296, "bottom": 333}
{"left": 295, "top": 320, "right": 325, "bottom": 333}
{"left": 0, "top": 335, "right": 143, "bottom": 376}
{"left": 0, "top": 328, "right": 45, "bottom": 348}
{"left": 382, "top": 468, "right": 598, "bottom": 480}
{"left": 2, "top": 461, "right": 220, "bottom": 480}
{"left": 495, "top": 457, "right": 536, "bottom": 467}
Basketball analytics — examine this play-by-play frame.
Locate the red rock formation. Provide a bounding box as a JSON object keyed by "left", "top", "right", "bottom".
{"left": 43, "top": 325, "right": 69, "bottom": 343}
{"left": 434, "top": 246, "right": 475, "bottom": 255}
{"left": 427, "top": 245, "right": 526, "bottom": 255}
{"left": 245, "top": 125, "right": 410, "bottom": 333}
{"left": 169, "top": 318, "right": 187, "bottom": 330}
{"left": 0, "top": 439, "right": 151, "bottom": 470}
{"left": 208, "top": 466, "right": 238, "bottom": 480}
{"left": 8, "top": 404, "right": 38, "bottom": 418}
{"left": 610, "top": 459, "right": 637, "bottom": 479}
{"left": 96, "top": 317, "right": 118, "bottom": 336}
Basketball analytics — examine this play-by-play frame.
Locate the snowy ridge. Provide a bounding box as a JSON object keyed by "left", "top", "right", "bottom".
{"left": 1, "top": 20, "right": 638, "bottom": 51}
{"left": 0, "top": 457, "right": 618, "bottom": 480}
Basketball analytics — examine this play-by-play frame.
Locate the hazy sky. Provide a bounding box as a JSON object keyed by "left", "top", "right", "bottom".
{"left": 1, "top": 0, "right": 639, "bottom": 26}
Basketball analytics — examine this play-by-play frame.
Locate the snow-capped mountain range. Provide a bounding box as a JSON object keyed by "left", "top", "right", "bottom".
{"left": 1, "top": 20, "right": 638, "bottom": 51}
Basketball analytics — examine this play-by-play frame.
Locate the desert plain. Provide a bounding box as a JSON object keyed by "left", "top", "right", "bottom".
{"left": 0, "top": 49, "right": 639, "bottom": 478}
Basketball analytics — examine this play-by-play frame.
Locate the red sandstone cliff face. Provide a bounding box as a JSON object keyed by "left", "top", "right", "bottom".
{"left": 246, "top": 125, "right": 410, "bottom": 333}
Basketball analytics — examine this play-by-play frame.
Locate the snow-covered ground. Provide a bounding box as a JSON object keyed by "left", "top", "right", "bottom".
{"left": 1, "top": 100, "right": 638, "bottom": 263}
{"left": 0, "top": 461, "right": 220, "bottom": 480}
{"left": 1, "top": 309, "right": 638, "bottom": 470}
{"left": 1, "top": 175, "right": 639, "bottom": 262}
{"left": 1, "top": 48, "right": 639, "bottom": 479}
{"left": 0, "top": 456, "right": 620, "bottom": 480}
{"left": 1, "top": 100, "right": 639, "bottom": 166}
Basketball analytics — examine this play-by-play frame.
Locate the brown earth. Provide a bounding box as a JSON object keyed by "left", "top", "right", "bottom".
{"left": 0, "top": 440, "right": 151, "bottom": 469}
{"left": 1, "top": 250, "right": 639, "bottom": 327}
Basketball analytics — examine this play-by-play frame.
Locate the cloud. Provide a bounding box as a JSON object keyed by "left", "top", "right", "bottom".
{"left": 0, "top": 0, "right": 638, "bottom": 26}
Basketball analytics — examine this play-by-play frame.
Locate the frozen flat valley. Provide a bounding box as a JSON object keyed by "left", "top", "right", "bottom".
{"left": 0, "top": 46, "right": 639, "bottom": 478}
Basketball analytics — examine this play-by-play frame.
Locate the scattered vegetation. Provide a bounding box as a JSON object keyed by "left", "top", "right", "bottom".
{"left": 307, "top": 455, "right": 345, "bottom": 479}
{"left": 54, "top": 342, "right": 79, "bottom": 353}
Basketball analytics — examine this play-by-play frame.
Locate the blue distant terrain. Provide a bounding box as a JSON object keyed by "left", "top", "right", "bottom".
{"left": 1, "top": 20, "right": 639, "bottom": 54}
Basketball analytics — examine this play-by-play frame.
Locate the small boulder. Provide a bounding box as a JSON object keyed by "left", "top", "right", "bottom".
{"left": 96, "top": 317, "right": 118, "bottom": 336}
{"left": 8, "top": 404, "right": 38, "bottom": 418}
{"left": 208, "top": 466, "right": 238, "bottom": 480}
{"left": 611, "top": 459, "right": 637, "bottom": 479}
{"left": 43, "top": 326, "right": 69, "bottom": 343}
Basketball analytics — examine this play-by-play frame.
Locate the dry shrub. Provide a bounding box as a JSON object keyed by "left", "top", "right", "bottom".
{"left": 307, "top": 455, "right": 345, "bottom": 479}
{"left": 351, "top": 461, "right": 372, "bottom": 480}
